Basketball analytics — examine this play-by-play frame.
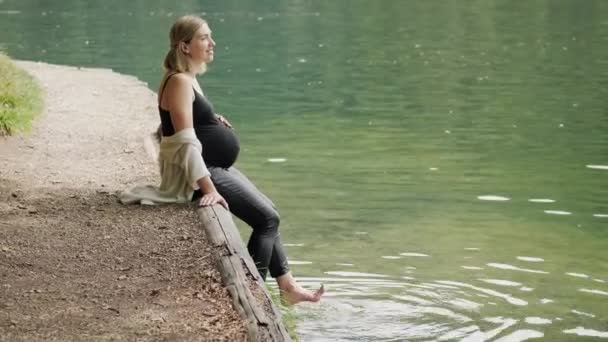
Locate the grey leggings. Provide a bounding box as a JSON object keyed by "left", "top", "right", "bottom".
{"left": 194, "top": 166, "right": 289, "bottom": 280}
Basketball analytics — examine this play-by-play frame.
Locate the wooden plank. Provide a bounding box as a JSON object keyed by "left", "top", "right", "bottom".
{"left": 225, "top": 284, "right": 259, "bottom": 341}
{"left": 220, "top": 255, "right": 268, "bottom": 325}
{"left": 196, "top": 205, "right": 227, "bottom": 247}
{"left": 215, "top": 207, "right": 264, "bottom": 282}
{"left": 196, "top": 205, "right": 291, "bottom": 342}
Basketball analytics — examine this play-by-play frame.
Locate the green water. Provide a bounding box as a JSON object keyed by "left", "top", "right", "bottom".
{"left": 1, "top": 0, "right": 607, "bottom": 340}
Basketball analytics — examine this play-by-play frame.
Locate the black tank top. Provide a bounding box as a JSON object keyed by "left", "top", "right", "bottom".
{"left": 159, "top": 74, "right": 240, "bottom": 168}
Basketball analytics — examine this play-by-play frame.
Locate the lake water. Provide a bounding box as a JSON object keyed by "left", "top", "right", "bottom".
{"left": 1, "top": 0, "right": 607, "bottom": 340}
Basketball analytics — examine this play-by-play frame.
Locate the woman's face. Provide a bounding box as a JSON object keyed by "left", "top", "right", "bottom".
{"left": 186, "top": 23, "right": 215, "bottom": 64}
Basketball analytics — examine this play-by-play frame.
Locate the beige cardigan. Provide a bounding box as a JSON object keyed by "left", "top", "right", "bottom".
{"left": 119, "top": 128, "right": 209, "bottom": 205}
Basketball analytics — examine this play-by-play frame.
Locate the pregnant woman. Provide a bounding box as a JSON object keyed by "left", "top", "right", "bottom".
{"left": 123, "top": 15, "right": 323, "bottom": 305}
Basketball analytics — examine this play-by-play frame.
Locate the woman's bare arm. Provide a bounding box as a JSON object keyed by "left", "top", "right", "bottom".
{"left": 161, "top": 73, "right": 228, "bottom": 209}
{"left": 162, "top": 73, "right": 194, "bottom": 131}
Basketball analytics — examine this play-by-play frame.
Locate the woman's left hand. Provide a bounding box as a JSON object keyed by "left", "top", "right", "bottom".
{"left": 198, "top": 190, "right": 229, "bottom": 210}
{"left": 216, "top": 113, "right": 233, "bottom": 129}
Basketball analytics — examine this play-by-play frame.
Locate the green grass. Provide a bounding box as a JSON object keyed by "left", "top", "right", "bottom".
{"left": 267, "top": 286, "right": 300, "bottom": 342}
{"left": 0, "top": 52, "right": 42, "bottom": 136}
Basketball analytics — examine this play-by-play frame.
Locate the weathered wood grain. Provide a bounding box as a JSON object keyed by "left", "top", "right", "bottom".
{"left": 197, "top": 205, "right": 292, "bottom": 342}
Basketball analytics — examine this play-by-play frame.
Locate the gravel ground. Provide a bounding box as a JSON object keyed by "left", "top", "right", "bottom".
{"left": 0, "top": 61, "right": 247, "bottom": 341}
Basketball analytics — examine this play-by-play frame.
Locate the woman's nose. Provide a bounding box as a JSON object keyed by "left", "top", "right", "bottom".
{"left": 209, "top": 38, "right": 216, "bottom": 47}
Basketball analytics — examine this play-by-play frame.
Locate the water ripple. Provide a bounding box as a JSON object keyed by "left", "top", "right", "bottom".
{"left": 571, "top": 310, "right": 595, "bottom": 318}
{"left": 289, "top": 260, "right": 313, "bottom": 265}
{"left": 462, "top": 265, "right": 484, "bottom": 270}
{"left": 297, "top": 298, "right": 465, "bottom": 341}
{"left": 324, "top": 271, "right": 389, "bottom": 278}
{"left": 399, "top": 252, "right": 430, "bottom": 257}
{"left": 436, "top": 281, "right": 527, "bottom": 306}
{"left": 417, "top": 306, "right": 472, "bottom": 323}
{"left": 494, "top": 329, "right": 544, "bottom": 341}
{"left": 586, "top": 164, "right": 608, "bottom": 170}
{"left": 438, "top": 325, "right": 480, "bottom": 341}
{"left": 544, "top": 210, "right": 572, "bottom": 215}
{"left": 487, "top": 263, "right": 549, "bottom": 274}
{"left": 447, "top": 298, "right": 483, "bottom": 311}
{"left": 461, "top": 317, "right": 518, "bottom": 341}
{"left": 408, "top": 288, "right": 444, "bottom": 299}
{"left": 565, "top": 272, "right": 589, "bottom": 278}
{"left": 517, "top": 256, "right": 544, "bottom": 262}
{"left": 563, "top": 327, "right": 608, "bottom": 338}
{"left": 479, "top": 279, "right": 522, "bottom": 287}
{"left": 478, "top": 195, "right": 510, "bottom": 201}
{"left": 392, "top": 294, "right": 434, "bottom": 306}
{"left": 579, "top": 288, "right": 608, "bottom": 296}
{"left": 525, "top": 317, "right": 552, "bottom": 325}
{"left": 528, "top": 198, "right": 555, "bottom": 203}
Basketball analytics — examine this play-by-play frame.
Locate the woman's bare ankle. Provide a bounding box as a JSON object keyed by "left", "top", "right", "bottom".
{"left": 276, "top": 272, "right": 297, "bottom": 291}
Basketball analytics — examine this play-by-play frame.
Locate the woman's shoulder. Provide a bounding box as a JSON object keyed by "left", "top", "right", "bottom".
{"left": 159, "top": 72, "right": 194, "bottom": 107}
{"left": 161, "top": 72, "right": 194, "bottom": 96}
{"left": 163, "top": 72, "right": 191, "bottom": 87}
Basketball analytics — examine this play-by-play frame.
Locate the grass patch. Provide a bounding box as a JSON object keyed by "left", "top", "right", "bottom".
{"left": 267, "top": 286, "right": 300, "bottom": 342}
{"left": 0, "top": 52, "right": 43, "bottom": 136}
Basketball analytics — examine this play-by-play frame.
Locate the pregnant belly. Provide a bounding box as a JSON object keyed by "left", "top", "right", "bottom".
{"left": 196, "top": 125, "right": 240, "bottom": 168}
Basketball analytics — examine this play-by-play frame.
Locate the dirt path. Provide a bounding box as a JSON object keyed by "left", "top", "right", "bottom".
{"left": 0, "top": 61, "right": 246, "bottom": 341}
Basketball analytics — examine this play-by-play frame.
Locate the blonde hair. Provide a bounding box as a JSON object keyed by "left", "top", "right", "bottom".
{"left": 163, "top": 15, "right": 207, "bottom": 73}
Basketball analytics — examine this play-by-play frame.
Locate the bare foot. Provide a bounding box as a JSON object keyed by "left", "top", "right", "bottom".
{"left": 281, "top": 284, "right": 324, "bottom": 305}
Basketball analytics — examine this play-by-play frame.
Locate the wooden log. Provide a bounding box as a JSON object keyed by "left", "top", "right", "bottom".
{"left": 197, "top": 205, "right": 292, "bottom": 342}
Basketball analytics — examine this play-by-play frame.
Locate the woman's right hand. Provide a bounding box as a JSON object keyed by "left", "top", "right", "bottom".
{"left": 198, "top": 191, "right": 229, "bottom": 210}
{"left": 216, "top": 113, "right": 233, "bottom": 129}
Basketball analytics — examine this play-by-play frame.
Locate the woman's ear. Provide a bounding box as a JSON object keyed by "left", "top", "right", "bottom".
{"left": 180, "top": 42, "right": 189, "bottom": 54}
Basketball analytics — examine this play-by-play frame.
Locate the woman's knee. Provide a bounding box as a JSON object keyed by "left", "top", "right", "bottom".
{"left": 267, "top": 209, "right": 281, "bottom": 229}
{"left": 257, "top": 208, "right": 280, "bottom": 234}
